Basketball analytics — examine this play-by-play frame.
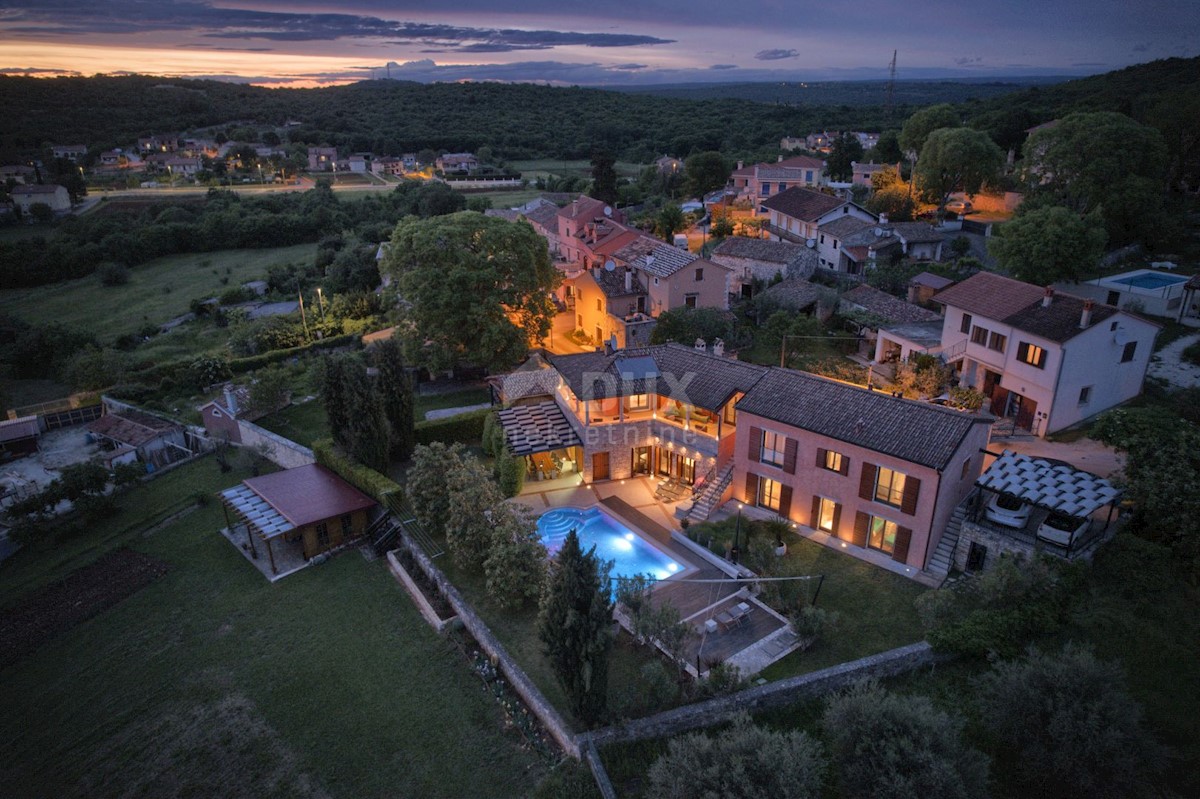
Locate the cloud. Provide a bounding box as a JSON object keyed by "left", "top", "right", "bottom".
{"left": 709, "top": 64, "right": 738, "bottom": 70}
{"left": 0, "top": 66, "right": 81, "bottom": 75}
{"left": 954, "top": 56, "right": 984, "bottom": 66}
{"left": 1071, "top": 62, "right": 1108, "bottom": 67}
{"left": 755, "top": 49, "right": 798, "bottom": 61}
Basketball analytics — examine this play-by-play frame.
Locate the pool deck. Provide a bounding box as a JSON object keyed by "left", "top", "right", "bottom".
{"left": 513, "top": 477, "right": 795, "bottom": 677}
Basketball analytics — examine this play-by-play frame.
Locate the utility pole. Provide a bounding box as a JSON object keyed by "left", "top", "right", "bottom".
{"left": 298, "top": 290, "right": 310, "bottom": 339}
{"left": 885, "top": 50, "right": 897, "bottom": 125}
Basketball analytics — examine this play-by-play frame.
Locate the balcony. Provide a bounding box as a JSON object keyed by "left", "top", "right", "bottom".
{"left": 764, "top": 222, "right": 807, "bottom": 245}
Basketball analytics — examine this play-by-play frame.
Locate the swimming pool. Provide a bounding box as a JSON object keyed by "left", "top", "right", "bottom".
{"left": 537, "top": 506, "right": 686, "bottom": 581}
{"left": 1109, "top": 271, "right": 1187, "bottom": 290}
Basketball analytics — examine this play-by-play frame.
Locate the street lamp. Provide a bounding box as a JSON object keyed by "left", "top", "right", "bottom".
{"left": 731, "top": 502, "right": 744, "bottom": 564}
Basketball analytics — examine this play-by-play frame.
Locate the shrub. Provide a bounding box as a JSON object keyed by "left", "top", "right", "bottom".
{"left": 97, "top": 262, "right": 130, "bottom": 286}
{"left": 787, "top": 605, "right": 840, "bottom": 651}
{"left": 414, "top": 408, "right": 490, "bottom": 446}
{"left": 312, "top": 438, "right": 403, "bottom": 509}
{"left": 495, "top": 446, "right": 525, "bottom": 497}
{"left": 947, "top": 386, "right": 985, "bottom": 411}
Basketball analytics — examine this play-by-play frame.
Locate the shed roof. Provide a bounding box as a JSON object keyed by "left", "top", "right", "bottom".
{"left": 841, "top": 285, "right": 941, "bottom": 325}
{"left": 0, "top": 415, "right": 39, "bottom": 443}
{"left": 236, "top": 464, "right": 376, "bottom": 531}
{"left": 88, "top": 409, "right": 181, "bottom": 447}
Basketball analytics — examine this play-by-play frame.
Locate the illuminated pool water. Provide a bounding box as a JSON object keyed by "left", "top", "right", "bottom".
{"left": 537, "top": 507, "right": 685, "bottom": 581}
{"left": 1109, "top": 271, "right": 1187, "bottom": 290}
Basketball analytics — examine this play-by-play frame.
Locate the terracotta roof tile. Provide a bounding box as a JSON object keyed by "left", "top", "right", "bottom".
{"left": 761, "top": 187, "right": 847, "bottom": 222}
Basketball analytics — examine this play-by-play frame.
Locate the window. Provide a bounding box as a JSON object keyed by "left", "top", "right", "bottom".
{"left": 806, "top": 170, "right": 814, "bottom": 182}
{"left": 987, "top": 332, "right": 1007, "bottom": 353}
{"left": 1110, "top": 321, "right": 1119, "bottom": 331}
{"left": 695, "top": 267, "right": 704, "bottom": 282}
{"left": 760, "top": 182, "right": 770, "bottom": 196}
{"left": 817, "top": 497, "right": 838, "bottom": 532}
{"left": 685, "top": 294, "right": 698, "bottom": 309}
{"left": 595, "top": 298, "right": 601, "bottom": 312}
{"left": 653, "top": 277, "right": 660, "bottom": 286}
{"left": 1121, "top": 342, "right": 1137, "bottom": 362}
{"left": 970, "top": 326, "right": 989, "bottom": 346}
{"left": 760, "top": 430, "right": 786, "bottom": 467}
{"left": 340, "top": 513, "right": 353, "bottom": 536}
{"left": 1079, "top": 385, "right": 1092, "bottom": 405}
{"left": 758, "top": 477, "right": 782, "bottom": 512}
{"left": 1016, "top": 341, "right": 1047, "bottom": 369}
{"left": 874, "top": 467, "right": 906, "bottom": 507}
{"left": 821, "top": 450, "right": 844, "bottom": 473}
{"left": 625, "top": 393, "right": 650, "bottom": 411}
{"left": 833, "top": 240, "right": 839, "bottom": 250}
{"left": 316, "top": 522, "right": 330, "bottom": 548}
{"left": 961, "top": 457, "right": 972, "bottom": 480}
{"left": 960, "top": 312, "right": 973, "bottom": 334}
{"left": 779, "top": 182, "right": 788, "bottom": 191}
{"left": 819, "top": 234, "right": 825, "bottom": 244}
{"left": 868, "top": 515, "right": 899, "bottom": 555}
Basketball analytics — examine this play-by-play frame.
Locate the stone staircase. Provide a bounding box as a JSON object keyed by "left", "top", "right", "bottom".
{"left": 926, "top": 502, "right": 968, "bottom": 577}
{"left": 687, "top": 462, "right": 734, "bottom": 523}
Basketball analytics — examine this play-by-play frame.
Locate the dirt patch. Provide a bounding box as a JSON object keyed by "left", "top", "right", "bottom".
{"left": 0, "top": 547, "right": 168, "bottom": 669}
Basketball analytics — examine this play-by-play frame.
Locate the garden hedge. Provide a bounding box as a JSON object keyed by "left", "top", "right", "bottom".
{"left": 313, "top": 437, "right": 403, "bottom": 511}
{"left": 414, "top": 408, "right": 490, "bottom": 446}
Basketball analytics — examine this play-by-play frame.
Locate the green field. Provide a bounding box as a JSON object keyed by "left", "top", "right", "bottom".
{"left": 0, "top": 244, "right": 315, "bottom": 340}
{"left": 0, "top": 456, "right": 547, "bottom": 798}
{"left": 509, "top": 159, "right": 645, "bottom": 180}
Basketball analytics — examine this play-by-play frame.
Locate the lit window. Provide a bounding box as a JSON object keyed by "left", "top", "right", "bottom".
{"left": 761, "top": 430, "right": 786, "bottom": 467}
{"left": 758, "top": 477, "right": 782, "bottom": 512}
{"left": 1017, "top": 341, "right": 1047, "bottom": 368}
{"left": 817, "top": 497, "right": 838, "bottom": 532}
{"left": 868, "top": 515, "right": 898, "bottom": 554}
{"left": 874, "top": 467, "right": 906, "bottom": 507}
{"left": 626, "top": 393, "right": 650, "bottom": 411}
{"left": 822, "top": 450, "right": 844, "bottom": 473}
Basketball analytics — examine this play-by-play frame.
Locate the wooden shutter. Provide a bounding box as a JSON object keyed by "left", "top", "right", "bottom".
{"left": 783, "top": 438, "right": 798, "bottom": 474}
{"left": 859, "top": 463, "right": 878, "bottom": 501}
{"left": 815, "top": 447, "right": 826, "bottom": 468}
{"left": 900, "top": 475, "right": 921, "bottom": 516}
{"left": 839, "top": 455, "right": 850, "bottom": 476}
{"left": 852, "top": 512, "right": 869, "bottom": 548}
{"left": 747, "top": 426, "right": 761, "bottom": 462}
{"left": 743, "top": 472, "right": 760, "bottom": 504}
{"left": 810, "top": 495, "right": 821, "bottom": 528}
{"left": 831, "top": 503, "right": 842, "bottom": 533}
{"left": 779, "top": 484, "right": 793, "bottom": 518}
{"left": 892, "top": 526, "right": 913, "bottom": 563}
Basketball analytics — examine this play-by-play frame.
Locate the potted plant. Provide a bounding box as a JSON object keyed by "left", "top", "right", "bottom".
{"left": 766, "top": 518, "right": 790, "bottom": 557}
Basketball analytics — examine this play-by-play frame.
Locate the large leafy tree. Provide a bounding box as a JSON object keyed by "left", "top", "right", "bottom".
{"left": 482, "top": 502, "right": 547, "bottom": 609}
{"left": 656, "top": 203, "right": 685, "bottom": 242}
{"left": 826, "top": 132, "right": 865, "bottom": 182}
{"left": 974, "top": 644, "right": 1165, "bottom": 799}
{"left": 406, "top": 442, "right": 467, "bottom": 536}
{"left": 915, "top": 127, "right": 1004, "bottom": 210}
{"left": 647, "top": 714, "right": 825, "bottom": 799}
{"left": 648, "top": 306, "right": 736, "bottom": 346}
{"left": 899, "top": 104, "right": 960, "bottom": 163}
{"left": 823, "top": 680, "right": 989, "bottom": 799}
{"left": 444, "top": 454, "right": 504, "bottom": 570}
{"left": 590, "top": 150, "right": 619, "bottom": 206}
{"left": 989, "top": 204, "right": 1107, "bottom": 283}
{"left": 384, "top": 212, "right": 558, "bottom": 372}
{"left": 372, "top": 337, "right": 415, "bottom": 460}
{"left": 1023, "top": 112, "right": 1167, "bottom": 245}
{"left": 683, "top": 151, "right": 729, "bottom": 198}
{"left": 537, "top": 529, "right": 613, "bottom": 725}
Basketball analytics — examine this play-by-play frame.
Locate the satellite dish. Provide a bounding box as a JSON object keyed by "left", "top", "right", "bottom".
{"left": 603, "top": 206, "right": 613, "bottom": 217}
{"left": 604, "top": 259, "right": 616, "bottom": 272}
{"left": 873, "top": 227, "right": 884, "bottom": 237}
{"left": 805, "top": 239, "right": 816, "bottom": 249}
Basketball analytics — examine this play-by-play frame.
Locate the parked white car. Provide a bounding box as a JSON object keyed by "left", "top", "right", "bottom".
{"left": 984, "top": 492, "right": 1032, "bottom": 529}
{"left": 945, "top": 199, "right": 974, "bottom": 215}
{"left": 1036, "top": 512, "right": 1089, "bottom": 547}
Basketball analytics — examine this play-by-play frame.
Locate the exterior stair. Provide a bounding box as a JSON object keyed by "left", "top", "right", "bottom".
{"left": 926, "top": 502, "right": 968, "bottom": 577}
{"left": 687, "top": 462, "right": 735, "bottom": 523}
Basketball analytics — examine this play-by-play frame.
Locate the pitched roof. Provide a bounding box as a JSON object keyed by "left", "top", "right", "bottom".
{"left": 712, "top": 237, "right": 812, "bottom": 265}
{"left": 548, "top": 343, "right": 767, "bottom": 410}
{"left": 736, "top": 369, "right": 988, "bottom": 470}
{"left": 841, "top": 285, "right": 941, "bottom": 324}
{"left": 13, "top": 184, "right": 65, "bottom": 195}
{"left": 589, "top": 265, "right": 645, "bottom": 298}
{"left": 0, "top": 415, "right": 39, "bottom": 443}
{"left": 759, "top": 279, "right": 824, "bottom": 311}
{"left": 761, "top": 187, "right": 847, "bottom": 223}
{"left": 88, "top": 409, "right": 181, "bottom": 447}
{"left": 732, "top": 155, "right": 825, "bottom": 177}
{"left": 557, "top": 195, "right": 610, "bottom": 222}
{"left": 819, "top": 216, "right": 873, "bottom": 238}
{"left": 523, "top": 199, "right": 561, "bottom": 230}
{"left": 891, "top": 222, "right": 945, "bottom": 244}
{"left": 492, "top": 368, "right": 561, "bottom": 403}
{"left": 237, "top": 463, "right": 376, "bottom": 530}
{"left": 909, "top": 272, "right": 955, "bottom": 291}
{"left": 932, "top": 272, "right": 1126, "bottom": 343}
{"left": 615, "top": 239, "right": 700, "bottom": 278}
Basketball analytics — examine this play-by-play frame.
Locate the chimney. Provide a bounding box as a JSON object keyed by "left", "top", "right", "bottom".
{"left": 713, "top": 338, "right": 725, "bottom": 357}
{"left": 223, "top": 385, "right": 238, "bottom": 416}
{"left": 624, "top": 267, "right": 632, "bottom": 293}
{"left": 878, "top": 212, "right": 888, "bottom": 225}
{"left": 609, "top": 333, "right": 619, "bottom": 353}
{"left": 778, "top": 154, "right": 784, "bottom": 162}
{"left": 695, "top": 338, "right": 706, "bottom": 352}
{"left": 592, "top": 263, "right": 600, "bottom": 279}
{"left": 736, "top": 160, "right": 744, "bottom": 170}
{"left": 907, "top": 283, "right": 919, "bottom": 304}
{"left": 1080, "top": 298, "right": 1094, "bottom": 329}
{"left": 1042, "top": 286, "right": 1054, "bottom": 308}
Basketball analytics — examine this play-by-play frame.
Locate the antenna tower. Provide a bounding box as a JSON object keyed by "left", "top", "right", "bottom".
{"left": 885, "top": 50, "right": 897, "bottom": 123}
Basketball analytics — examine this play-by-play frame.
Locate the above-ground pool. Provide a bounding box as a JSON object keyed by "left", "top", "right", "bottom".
{"left": 537, "top": 507, "right": 686, "bottom": 581}
{"left": 1108, "top": 271, "right": 1188, "bottom": 290}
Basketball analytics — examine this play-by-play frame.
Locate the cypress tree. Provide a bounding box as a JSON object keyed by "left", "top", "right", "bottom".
{"left": 373, "top": 337, "right": 415, "bottom": 460}
{"left": 320, "top": 356, "right": 351, "bottom": 448}
{"left": 345, "top": 365, "right": 390, "bottom": 472}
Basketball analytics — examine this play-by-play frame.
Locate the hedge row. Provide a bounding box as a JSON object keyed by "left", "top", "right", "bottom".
{"left": 414, "top": 408, "right": 491, "bottom": 446}
{"left": 312, "top": 437, "right": 403, "bottom": 512}
{"left": 128, "top": 333, "right": 362, "bottom": 388}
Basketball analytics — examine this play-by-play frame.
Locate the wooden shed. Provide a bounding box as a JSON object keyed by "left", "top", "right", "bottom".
{"left": 219, "top": 464, "right": 376, "bottom": 573}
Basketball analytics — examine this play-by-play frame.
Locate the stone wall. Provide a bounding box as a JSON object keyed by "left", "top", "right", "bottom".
{"left": 386, "top": 551, "right": 457, "bottom": 633}
{"left": 580, "top": 641, "right": 938, "bottom": 749}
{"left": 235, "top": 420, "right": 315, "bottom": 469}
{"left": 951, "top": 520, "right": 1034, "bottom": 572}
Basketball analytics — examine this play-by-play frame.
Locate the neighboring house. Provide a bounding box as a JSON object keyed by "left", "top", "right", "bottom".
{"left": 165, "top": 157, "right": 202, "bottom": 177}
{"left": 88, "top": 407, "right": 187, "bottom": 468}
{"left": 805, "top": 132, "right": 837, "bottom": 152}
{"left": 853, "top": 132, "right": 881, "bottom": 151}
{"left": 729, "top": 155, "right": 827, "bottom": 208}
{"left": 655, "top": 155, "right": 683, "bottom": 174}
{"left": 711, "top": 237, "right": 818, "bottom": 295}
{"left": 12, "top": 184, "right": 71, "bottom": 214}
{"left": 554, "top": 195, "right": 621, "bottom": 265}
{"left": 51, "top": 144, "right": 87, "bottom": 162}
{"left": 850, "top": 161, "right": 898, "bottom": 186}
{"left": 98, "top": 150, "right": 128, "bottom": 168}
{"left": 401, "top": 153, "right": 417, "bottom": 169}
{"left": 503, "top": 342, "right": 992, "bottom": 577}
{"left": 219, "top": 463, "right": 376, "bottom": 571}
{"left": 933, "top": 272, "right": 1160, "bottom": 436}
{"left": 372, "top": 157, "right": 405, "bottom": 176}
{"left": 0, "top": 164, "right": 36, "bottom": 184}
{"left": 780, "top": 136, "right": 806, "bottom": 151}
{"left": 137, "top": 136, "right": 177, "bottom": 154}
{"left": 757, "top": 279, "right": 826, "bottom": 314}
{"left": 198, "top": 384, "right": 289, "bottom": 444}
{"left": 907, "top": 271, "right": 956, "bottom": 304}
{"left": 346, "top": 153, "right": 372, "bottom": 173}
{"left": 437, "top": 153, "right": 478, "bottom": 173}
{"left": 613, "top": 236, "right": 731, "bottom": 317}
{"left": 307, "top": 146, "right": 337, "bottom": 172}
{"left": 816, "top": 217, "right": 944, "bottom": 275}
{"left": 762, "top": 187, "right": 876, "bottom": 247}
{"left": 839, "top": 284, "right": 942, "bottom": 363}
{"left": 0, "top": 416, "right": 40, "bottom": 459}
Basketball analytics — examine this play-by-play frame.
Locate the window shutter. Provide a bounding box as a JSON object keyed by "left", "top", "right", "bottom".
{"left": 783, "top": 438, "right": 798, "bottom": 474}
{"left": 892, "top": 526, "right": 913, "bottom": 563}
{"left": 859, "top": 463, "right": 877, "bottom": 501}
{"left": 744, "top": 472, "right": 759, "bottom": 504}
{"left": 832, "top": 503, "right": 842, "bottom": 533}
{"left": 779, "top": 485, "right": 793, "bottom": 518}
{"left": 810, "top": 495, "right": 821, "bottom": 528}
{"left": 900, "top": 476, "right": 922, "bottom": 516}
{"left": 852, "top": 512, "right": 869, "bottom": 548}
{"left": 815, "top": 447, "right": 826, "bottom": 468}
{"left": 748, "top": 426, "right": 761, "bottom": 462}
{"left": 839, "top": 455, "right": 851, "bottom": 476}
{"left": 1017, "top": 341, "right": 1029, "bottom": 362}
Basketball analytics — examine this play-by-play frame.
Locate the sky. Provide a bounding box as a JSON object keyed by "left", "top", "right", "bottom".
{"left": 1, "top": 0, "right": 1197, "bottom": 88}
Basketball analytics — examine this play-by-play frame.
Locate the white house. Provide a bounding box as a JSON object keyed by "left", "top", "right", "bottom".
{"left": 933, "top": 272, "right": 1159, "bottom": 436}
{"left": 12, "top": 184, "right": 71, "bottom": 213}
{"left": 761, "top": 187, "right": 876, "bottom": 247}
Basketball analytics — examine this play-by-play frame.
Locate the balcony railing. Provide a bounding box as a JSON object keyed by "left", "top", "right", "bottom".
{"left": 764, "top": 222, "right": 807, "bottom": 245}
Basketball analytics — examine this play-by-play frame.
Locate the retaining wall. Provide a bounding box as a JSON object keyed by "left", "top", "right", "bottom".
{"left": 386, "top": 550, "right": 457, "bottom": 633}
{"left": 235, "top": 420, "right": 315, "bottom": 469}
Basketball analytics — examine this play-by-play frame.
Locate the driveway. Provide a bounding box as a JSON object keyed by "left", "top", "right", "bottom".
{"left": 986, "top": 433, "right": 1125, "bottom": 479}
{"left": 1148, "top": 333, "right": 1200, "bottom": 389}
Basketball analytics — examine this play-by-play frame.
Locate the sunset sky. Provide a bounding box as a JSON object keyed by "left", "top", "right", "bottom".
{"left": 1, "top": 0, "right": 1197, "bottom": 88}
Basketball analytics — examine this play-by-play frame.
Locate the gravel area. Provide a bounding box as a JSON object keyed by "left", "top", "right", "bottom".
{"left": 1149, "top": 333, "right": 1200, "bottom": 389}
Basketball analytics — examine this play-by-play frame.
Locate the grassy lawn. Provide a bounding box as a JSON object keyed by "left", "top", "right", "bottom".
{"left": 256, "top": 400, "right": 330, "bottom": 449}
{"left": 415, "top": 387, "right": 491, "bottom": 420}
{"left": 0, "top": 244, "right": 316, "bottom": 340}
{"left": 0, "top": 456, "right": 546, "bottom": 798}
{"left": 510, "top": 160, "right": 645, "bottom": 180}
{"left": 471, "top": 188, "right": 544, "bottom": 209}
{"left": 3, "top": 378, "right": 73, "bottom": 412}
